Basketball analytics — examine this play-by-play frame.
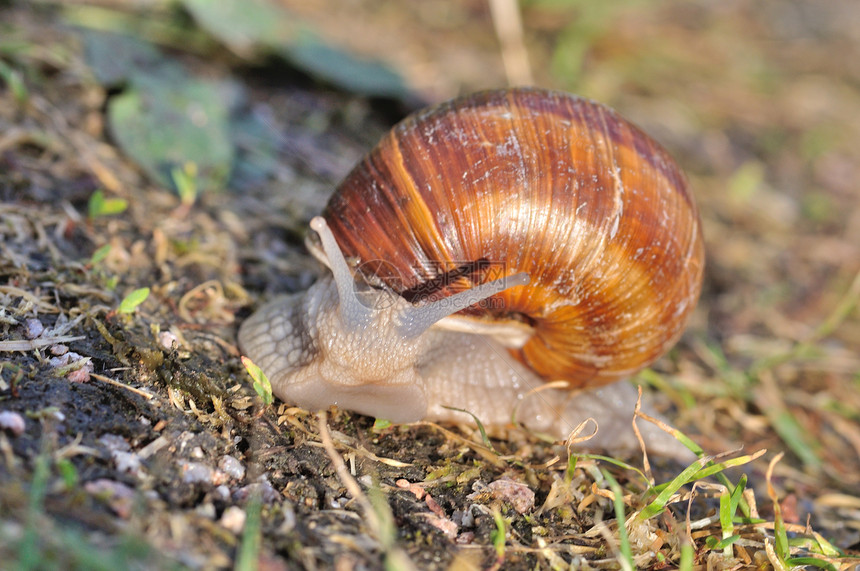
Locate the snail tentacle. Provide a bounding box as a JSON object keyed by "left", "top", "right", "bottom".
{"left": 397, "top": 272, "right": 530, "bottom": 339}
{"left": 309, "top": 216, "right": 372, "bottom": 331}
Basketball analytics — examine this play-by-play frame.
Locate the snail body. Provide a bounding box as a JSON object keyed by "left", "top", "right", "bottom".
{"left": 239, "top": 88, "right": 704, "bottom": 451}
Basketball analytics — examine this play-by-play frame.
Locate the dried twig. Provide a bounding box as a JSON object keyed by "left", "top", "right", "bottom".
{"left": 90, "top": 372, "right": 154, "bottom": 400}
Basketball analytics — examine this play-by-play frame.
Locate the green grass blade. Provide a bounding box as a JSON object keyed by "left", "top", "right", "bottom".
{"left": 441, "top": 406, "right": 493, "bottom": 450}
{"left": 784, "top": 557, "right": 838, "bottom": 571}
{"left": 638, "top": 457, "right": 709, "bottom": 521}
{"left": 603, "top": 469, "right": 634, "bottom": 571}
{"left": 234, "top": 496, "right": 262, "bottom": 571}
{"left": 678, "top": 540, "right": 694, "bottom": 571}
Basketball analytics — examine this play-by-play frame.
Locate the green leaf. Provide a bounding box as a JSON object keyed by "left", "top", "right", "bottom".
{"left": 182, "top": 0, "right": 408, "bottom": 99}
{"left": 56, "top": 458, "right": 79, "bottom": 490}
{"left": 280, "top": 30, "right": 408, "bottom": 98}
{"left": 108, "top": 77, "right": 234, "bottom": 193}
{"left": 728, "top": 474, "right": 747, "bottom": 516}
{"left": 80, "top": 28, "right": 235, "bottom": 194}
{"left": 0, "top": 59, "right": 28, "bottom": 104}
{"left": 90, "top": 244, "right": 112, "bottom": 265}
{"left": 88, "top": 189, "right": 128, "bottom": 218}
{"left": 118, "top": 287, "right": 150, "bottom": 314}
{"left": 181, "top": 0, "right": 288, "bottom": 52}
{"left": 20, "top": 450, "right": 51, "bottom": 570}
{"left": 372, "top": 418, "right": 392, "bottom": 431}
{"left": 80, "top": 29, "right": 164, "bottom": 86}
{"left": 171, "top": 163, "right": 199, "bottom": 205}
{"left": 241, "top": 356, "right": 273, "bottom": 406}
{"left": 490, "top": 509, "right": 506, "bottom": 559}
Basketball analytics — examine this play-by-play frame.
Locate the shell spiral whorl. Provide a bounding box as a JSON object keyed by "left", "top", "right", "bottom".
{"left": 321, "top": 87, "right": 705, "bottom": 388}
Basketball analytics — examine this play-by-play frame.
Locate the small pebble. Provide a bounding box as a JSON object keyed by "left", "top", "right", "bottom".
{"left": 277, "top": 503, "right": 297, "bottom": 534}
{"left": 98, "top": 434, "right": 130, "bottom": 453}
{"left": 0, "top": 410, "right": 26, "bottom": 436}
{"left": 85, "top": 479, "right": 135, "bottom": 519}
{"left": 47, "top": 409, "right": 66, "bottom": 422}
{"left": 423, "top": 513, "right": 457, "bottom": 539}
{"left": 487, "top": 478, "right": 535, "bottom": 514}
{"left": 49, "top": 352, "right": 94, "bottom": 383}
{"left": 24, "top": 318, "right": 44, "bottom": 339}
{"left": 49, "top": 352, "right": 75, "bottom": 368}
{"left": 159, "top": 330, "right": 179, "bottom": 350}
{"left": 212, "top": 470, "right": 229, "bottom": 486}
{"left": 233, "top": 480, "right": 280, "bottom": 504}
{"left": 112, "top": 450, "right": 142, "bottom": 475}
{"left": 330, "top": 497, "right": 349, "bottom": 509}
{"left": 459, "top": 503, "right": 490, "bottom": 528}
{"left": 220, "top": 505, "right": 246, "bottom": 534}
{"left": 455, "top": 531, "right": 475, "bottom": 544}
{"left": 396, "top": 478, "right": 426, "bottom": 500}
{"left": 67, "top": 363, "right": 93, "bottom": 383}
{"left": 195, "top": 502, "right": 216, "bottom": 519}
{"left": 176, "top": 431, "right": 196, "bottom": 450}
{"left": 211, "top": 485, "right": 231, "bottom": 503}
{"left": 181, "top": 461, "right": 214, "bottom": 484}
{"left": 217, "top": 455, "right": 245, "bottom": 481}
{"left": 425, "top": 494, "right": 445, "bottom": 517}
{"left": 50, "top": 344, "right": 68, "bottom": 356}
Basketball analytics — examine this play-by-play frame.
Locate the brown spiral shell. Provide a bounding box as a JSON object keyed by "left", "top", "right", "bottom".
{"left": 322, "top": 87, "right": 704, "bottom": 389}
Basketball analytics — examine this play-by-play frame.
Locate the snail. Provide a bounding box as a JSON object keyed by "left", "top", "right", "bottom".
{"left": 239, "top": 87, "right": 704, "bottom": 454}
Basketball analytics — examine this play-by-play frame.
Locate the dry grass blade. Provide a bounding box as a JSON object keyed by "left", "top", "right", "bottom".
{"left": 415, "top": 421, "right": 506, "bottom": 467}
{"left": 316, "top": 412, "right": 416, "bottom": 571}
{"left": 90, "top": 372, "right": 154, "bottom": 400}
{"left": 0, "top": 286, "right": 61, "bottom": 314}
{"left": 0, "top": 336, "right": 86, "bottom": 351}
{"left": 764, "top": 452, "right": 789, "bottom": 567}
{"left": 488, "top": 0, "right": 533, "bottom": 85}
